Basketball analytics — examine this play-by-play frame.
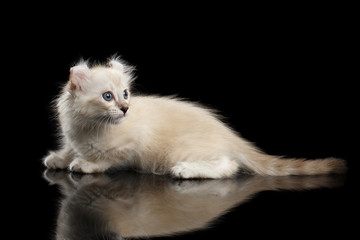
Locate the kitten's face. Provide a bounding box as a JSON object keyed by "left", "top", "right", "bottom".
{"left": 68, "top": 61, "right": 133, "bottom": 125}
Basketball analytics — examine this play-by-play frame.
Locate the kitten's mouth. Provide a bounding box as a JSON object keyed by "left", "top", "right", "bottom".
{"left": 110, "top": 115, "right": 125, "bottom": 124}
{"left": 110, "top": 112, "right": 128, "bottom": 124}
{"left": 107, "top": 109, "right": 129, "bottom": 125}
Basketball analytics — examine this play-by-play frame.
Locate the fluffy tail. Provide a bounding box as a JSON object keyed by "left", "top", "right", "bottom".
{"left": 240, "top": 150, "right": 347, "bottom": 176}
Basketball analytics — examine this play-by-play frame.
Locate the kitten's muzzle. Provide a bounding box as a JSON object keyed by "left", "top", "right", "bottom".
{"left": 117, "top": 102, "right": 129, "bottom": 114}
{"left": 121, "top": 105, "right": 129, "bottom": 114}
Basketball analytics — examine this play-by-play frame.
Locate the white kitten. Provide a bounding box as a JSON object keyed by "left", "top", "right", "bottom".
{"left": 43, "top": 57, "right": 346, "bottom": 178}
{"left": 43, "top": 171, "right": 344, "bottom": 239}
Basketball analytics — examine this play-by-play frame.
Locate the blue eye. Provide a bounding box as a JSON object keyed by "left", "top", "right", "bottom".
{"left": 123, "top": 89, "right": 129, "bottom": 99}
{"left": 102, "top": 92, "right": 113, "bottom": 101}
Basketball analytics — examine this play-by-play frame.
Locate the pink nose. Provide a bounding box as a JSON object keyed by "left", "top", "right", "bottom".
{"left": 121, "top": 106, "right": 129, "bottom": 113}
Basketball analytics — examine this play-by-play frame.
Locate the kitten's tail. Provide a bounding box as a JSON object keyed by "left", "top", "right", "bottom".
{"left": 239, "top": 148, "right": 347, "bottom": 176}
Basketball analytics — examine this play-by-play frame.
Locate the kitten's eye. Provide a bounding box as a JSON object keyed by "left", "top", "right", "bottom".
{"left": 102, "top": 92, "right": 113, "bottom": 101}
{"left": 123, "top": 89, "right": 129, "bottom": 100}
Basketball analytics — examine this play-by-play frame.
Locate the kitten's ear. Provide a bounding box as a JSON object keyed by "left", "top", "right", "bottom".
{"left": 109, "top": 59, "right": 124, "bottom": 72}
{"left": 108, "top": 56, "right": 136, "bottom": 86}
{"left": 69, "top": 63, "right": 89, "bottom": 91}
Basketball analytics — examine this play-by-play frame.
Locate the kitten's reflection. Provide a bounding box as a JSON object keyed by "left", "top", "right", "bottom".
{"left": 44, "top": 170, "right": 344, "bottom": 240}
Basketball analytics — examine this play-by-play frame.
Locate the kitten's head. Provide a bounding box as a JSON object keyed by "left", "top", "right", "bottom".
{"left": 64, "top": 57, "right": 134, "bottom": 125}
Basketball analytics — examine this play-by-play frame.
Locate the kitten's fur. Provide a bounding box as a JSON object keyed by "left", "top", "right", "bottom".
{"left": 43, "top": 57, "right": 346, "bottom": 178}
{"left": 44, "top": 170, "right": 344, "bottom": 239}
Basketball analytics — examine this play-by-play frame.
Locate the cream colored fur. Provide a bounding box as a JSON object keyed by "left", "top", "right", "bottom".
{"left": 43, "top": 57, "right": 346, "bottom": 178}
{"left": 43, "top": 170, "right": 344, "bottom": 239}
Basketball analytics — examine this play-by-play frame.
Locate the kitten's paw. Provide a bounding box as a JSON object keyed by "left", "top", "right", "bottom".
{"left": 69, "top": 172, "right": 105, "bottom": 186}
{"left": 171, "top": 162, "right": 200, "bottom": 179}
{"left": 171, "top": 179, "right": 237, "bottom": 197}
{"left": 171, "top": 157, "right": 239, "bottom": 179}
{"left": 69, "top": 158, "right": 105, "bottom": 173}
{"left": 43, "top": 169, "right": 68, "bottom": 185}
{"left": 43, "top": 152, "right": 69, "bottom": 169}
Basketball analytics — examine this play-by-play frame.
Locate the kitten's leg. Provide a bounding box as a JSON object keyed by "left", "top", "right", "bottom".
{"left": 43, "top": 143, "right": 74, "bottom": 169}
{"left": 170, "top": 156, "right": 239, "bottom": 179}
{"left": 69, "top": 157, "right": 112, "bottom": 173}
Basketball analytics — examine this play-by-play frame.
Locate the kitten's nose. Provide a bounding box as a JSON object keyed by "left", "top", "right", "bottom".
{"left": 120, "top": 105, "right": 129, "bottom": 114}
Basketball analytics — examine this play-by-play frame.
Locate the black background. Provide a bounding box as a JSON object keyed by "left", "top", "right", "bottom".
{"left": 5, "top": 3, "right": 358, "bottom": 239}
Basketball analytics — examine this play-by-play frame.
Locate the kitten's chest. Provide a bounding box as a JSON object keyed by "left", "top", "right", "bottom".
{"left": 76, "top": 135, "right": 137, "bottom": 161}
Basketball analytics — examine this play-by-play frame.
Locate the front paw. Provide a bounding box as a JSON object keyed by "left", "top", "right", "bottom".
{"left": 43, "top": 169, "right": 68, "bottom": 185}
{"left": 69, "top": 158, "right": 104, "bottom": 173}
{"left": 43, "top": 151, "right": 69, "bottom": 169}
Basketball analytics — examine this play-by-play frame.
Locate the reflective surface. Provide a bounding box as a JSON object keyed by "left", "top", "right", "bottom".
{"left": 43, "top": 170, "right": 348, "bottom": 239}
{"left": 10, "top": 13, "right": 357, "bottom": 239}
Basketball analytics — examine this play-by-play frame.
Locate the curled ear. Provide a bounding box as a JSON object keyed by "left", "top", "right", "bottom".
{"left": 108, "top": 56, "right": 136, "bottom": 86}
{"left": 109, "top": 59, "right": 124, "bottom": 72}
{"left": 69, "top": 63, "right": 89, "bottom": 91}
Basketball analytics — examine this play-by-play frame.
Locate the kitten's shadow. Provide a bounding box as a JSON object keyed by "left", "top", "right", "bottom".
{"left": 43, "top": 170, "right": 344, "bottom": 240}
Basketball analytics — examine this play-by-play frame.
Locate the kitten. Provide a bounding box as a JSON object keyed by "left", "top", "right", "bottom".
{"left": 43, "top": 57, "right": 346, "bottom": 178}
{"left": 43, "top": 170, "right": 344, "bottom": 239}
